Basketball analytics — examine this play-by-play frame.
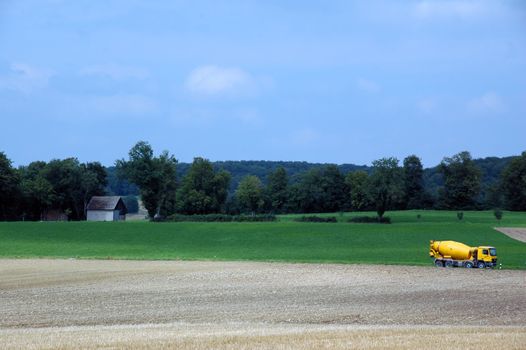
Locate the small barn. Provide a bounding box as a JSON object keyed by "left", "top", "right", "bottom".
{"left": 86, "top": 196, "right": 127, "bottom": 221}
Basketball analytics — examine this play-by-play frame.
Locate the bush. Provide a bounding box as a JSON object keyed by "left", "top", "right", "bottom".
{"left": 166, "top": 214, "right": 277, "bottom": 222}
{"left": 457, "top": 212, "right": 464, "bottom": 221}
{"left": 348, "top": 216, "right": 391, "bottom": 224}
{"left": 234, "top": 214, "right": 277, "bottom": 222}
{"left": 167, "top": 214, "right": 227, "bottom": 222}
{"left": 494, "top": 208, "right": 503, "bottom": 221}
{"left": 294, "top": 216, "right": 338, "bottom": 223}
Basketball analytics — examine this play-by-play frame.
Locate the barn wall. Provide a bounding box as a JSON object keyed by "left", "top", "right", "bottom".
{"left": 87, "top": 210, "right": 114, "bottom": 222}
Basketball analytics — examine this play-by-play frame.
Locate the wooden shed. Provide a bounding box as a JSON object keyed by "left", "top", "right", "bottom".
{"left": 86, "top": 196, "right": 127, "bottom": 221}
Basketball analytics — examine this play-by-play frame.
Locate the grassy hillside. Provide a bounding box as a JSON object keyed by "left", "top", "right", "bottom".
{"left": 0, "top": 210, "right": 525, "bottom": 269}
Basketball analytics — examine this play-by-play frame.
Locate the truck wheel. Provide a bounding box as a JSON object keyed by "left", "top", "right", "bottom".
{"left": 445, "top": 261, "right": 454, "bottom": 268}
{"left": 477, "top": 261, "right": 486, "bottom": 269}
{"left": 434, "top": 260, "right": 443, "bottom": 267}
{"left": 464, "top": 261, "right": 474, "bottom": 268}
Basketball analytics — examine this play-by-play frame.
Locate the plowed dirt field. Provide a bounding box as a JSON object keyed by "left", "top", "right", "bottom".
{"left": 1, "top": 259, "right": 525, "bottom": 349}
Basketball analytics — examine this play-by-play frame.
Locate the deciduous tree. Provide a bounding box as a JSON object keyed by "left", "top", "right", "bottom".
{"left": 320, "top": 165, "right": 347, "bottom": 212}
{"left": 287, "top": 166, "right": 347, "bottom": 213}
{"left": 439, "top": 151, "right": 481, "bottom": 209}
{"left": 345, "top": 170, "right": 369, "bottom": 211}
{"left": 367, "top": 157, "right": 403, "bottom": 218}
{"left": 501, "top": 151, "right": 526, "bottom": 211}
{"left": 116, "top": 141, "right": 177, "bottom": 219}
{"left": 265, "top": 167, "right": 289, "bottom": 213}
{"left": 20, "top": 161, "right": 54, "bottom": 220}
{"left": 403, "top": 155, "right": 425, "bottom": 209}
{"left": 0, "top": 152, "right": 20, "bottom": 220}
{"left": 80, "top": 162, "right": 107, "bottom": 217}
{"left": 177, "top": 157, "right": 231, "bottom": 214}
{"left": 236, "top": 175, "right": 264, "bottom": 214}
{"left": 43, "top": 158, "right": 84, "bottom": 219}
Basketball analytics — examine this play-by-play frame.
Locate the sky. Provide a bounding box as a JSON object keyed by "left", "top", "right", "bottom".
{"left": 0, "top": 0, "right": 525, "bottom": 167}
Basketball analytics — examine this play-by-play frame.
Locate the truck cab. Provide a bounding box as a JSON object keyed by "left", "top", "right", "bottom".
{"left": 475, "top": 246, "right": 497, "bottom": 268}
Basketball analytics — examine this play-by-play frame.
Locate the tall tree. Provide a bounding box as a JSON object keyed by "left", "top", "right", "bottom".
{"left": 287, "top": 165, "right": 346, "bottom": 213}
{"left": 402, "top": 155, "right": 425, "bottom": 209}
{"left": 439, "top": 151, "right": 481, "bottom": 209}
{"left": 19, "top": 161, "right": 54, "bottom": 220}
{"left": 288, "top": 168, "right": 325, "bottom": 213}
{"left": 80, "top": 162, "right": 107, "bottom": 218}
{"left": 43, "top": 158, "right": 85, "bottom": 219}
{"left": 177, "top": 157, "right": 231, "bottom": 214}
{"left": 345, "top": 170, "right": 369, "bottom": 211}
{"left": 265, "top": 167, "right": 289, "bottom": 213}
{"left": 236, "top": 175, "right": 264, "bottom": 214}
{"left": 0, "top": 152, "right": 20, "bottom": 220}
{"left": 320, "top": 165, "right": 347, "bottom": 212}
{"left": 367, "top": 157, "right": 403, "bottom": 218}
{"left": 116, "top": 141, "right": 177, "bottom": 219}
{"left": 501, "top": 151, "right": 526, "bottom": 211}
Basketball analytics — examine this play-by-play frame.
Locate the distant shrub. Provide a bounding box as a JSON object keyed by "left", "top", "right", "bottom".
{"left": 348, "top": 216, "right": 391, "bottom": 224}
{"left": 234, "top": 214, "right": 277, "bottom": 222}
{"left": 457, "top": 212, "right": 464, "bottom": 221}
{"left": 166, "top": 214, "right": 276, "bottom": 222}
{"left": 416, "top": 214, "right": 421, "bottom": 220}
{"left": 167, "top": 214, "right": 230, "bottom": 222}
{"left": 494, "top": 208, "right": 503, "bottom": 221}
{"left": 294, "top": 216, "right": 338, "bottom": 223}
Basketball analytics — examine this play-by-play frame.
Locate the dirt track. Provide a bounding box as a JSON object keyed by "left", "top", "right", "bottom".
{"left": 495, "top": 227, "right": 526, "bottom": 243}
{"left": 1, "top": 259, "right": 525, "bottom": 349}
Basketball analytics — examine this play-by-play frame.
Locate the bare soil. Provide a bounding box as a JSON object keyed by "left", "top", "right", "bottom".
{"left": 495, "top": 227, "right": 526, "bottom": 243}
{"left": 1, "top": 259, "right": 525, "bottom": 349}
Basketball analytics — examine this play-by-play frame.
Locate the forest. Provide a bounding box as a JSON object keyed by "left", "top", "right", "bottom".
{"left": 1, "top": 141, "right": 525, "bottom": 221}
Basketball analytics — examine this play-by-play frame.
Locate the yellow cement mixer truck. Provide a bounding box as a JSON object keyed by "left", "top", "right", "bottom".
{"left": 429, "top": 240, "right": 497, "bottom": 268}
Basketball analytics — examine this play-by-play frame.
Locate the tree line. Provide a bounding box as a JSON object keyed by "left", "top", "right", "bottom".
{"left": 0, "top": 157, "right": 107, "bottom": 220}
{"left": 106, "top": 156, "right": 514, "bottom": 204}
{"left": 1, "top": 141, "right": 525, "bottom": 221}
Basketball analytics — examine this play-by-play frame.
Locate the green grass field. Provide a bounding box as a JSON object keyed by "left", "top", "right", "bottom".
{"left": 1, "top": 210, "right": 525, "bottom": 269}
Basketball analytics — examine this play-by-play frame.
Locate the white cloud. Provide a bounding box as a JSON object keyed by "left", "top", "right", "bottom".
{"left": 356, "top": 78, "right": 380, "bottom": 93}
{"left": 185, "top": 65, "right": 255, "bottom": 96}
{"left": 0, "top": 62, "right": 54, "bottom": 93}
{"left": 413, "top": 1, "right": 488, "bottom": 19}
{"left": 467, "top": 92, "right": 505, "bottom": 114}
{"left": 79, "top": 64, "right": 149, "bottom": 80}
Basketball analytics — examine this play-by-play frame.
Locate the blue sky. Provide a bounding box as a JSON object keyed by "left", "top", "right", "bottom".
{"left": 1, "top": 0, "right": 525, "bottom": 167}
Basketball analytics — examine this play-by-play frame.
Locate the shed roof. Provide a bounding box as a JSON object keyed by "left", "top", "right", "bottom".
{"left": 87, "top": 196, "right": 125, "bottom": 211}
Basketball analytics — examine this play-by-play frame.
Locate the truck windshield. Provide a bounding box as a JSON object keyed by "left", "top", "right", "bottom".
{"left": 490, "top": 248, "right": 497, "bottom": 256}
